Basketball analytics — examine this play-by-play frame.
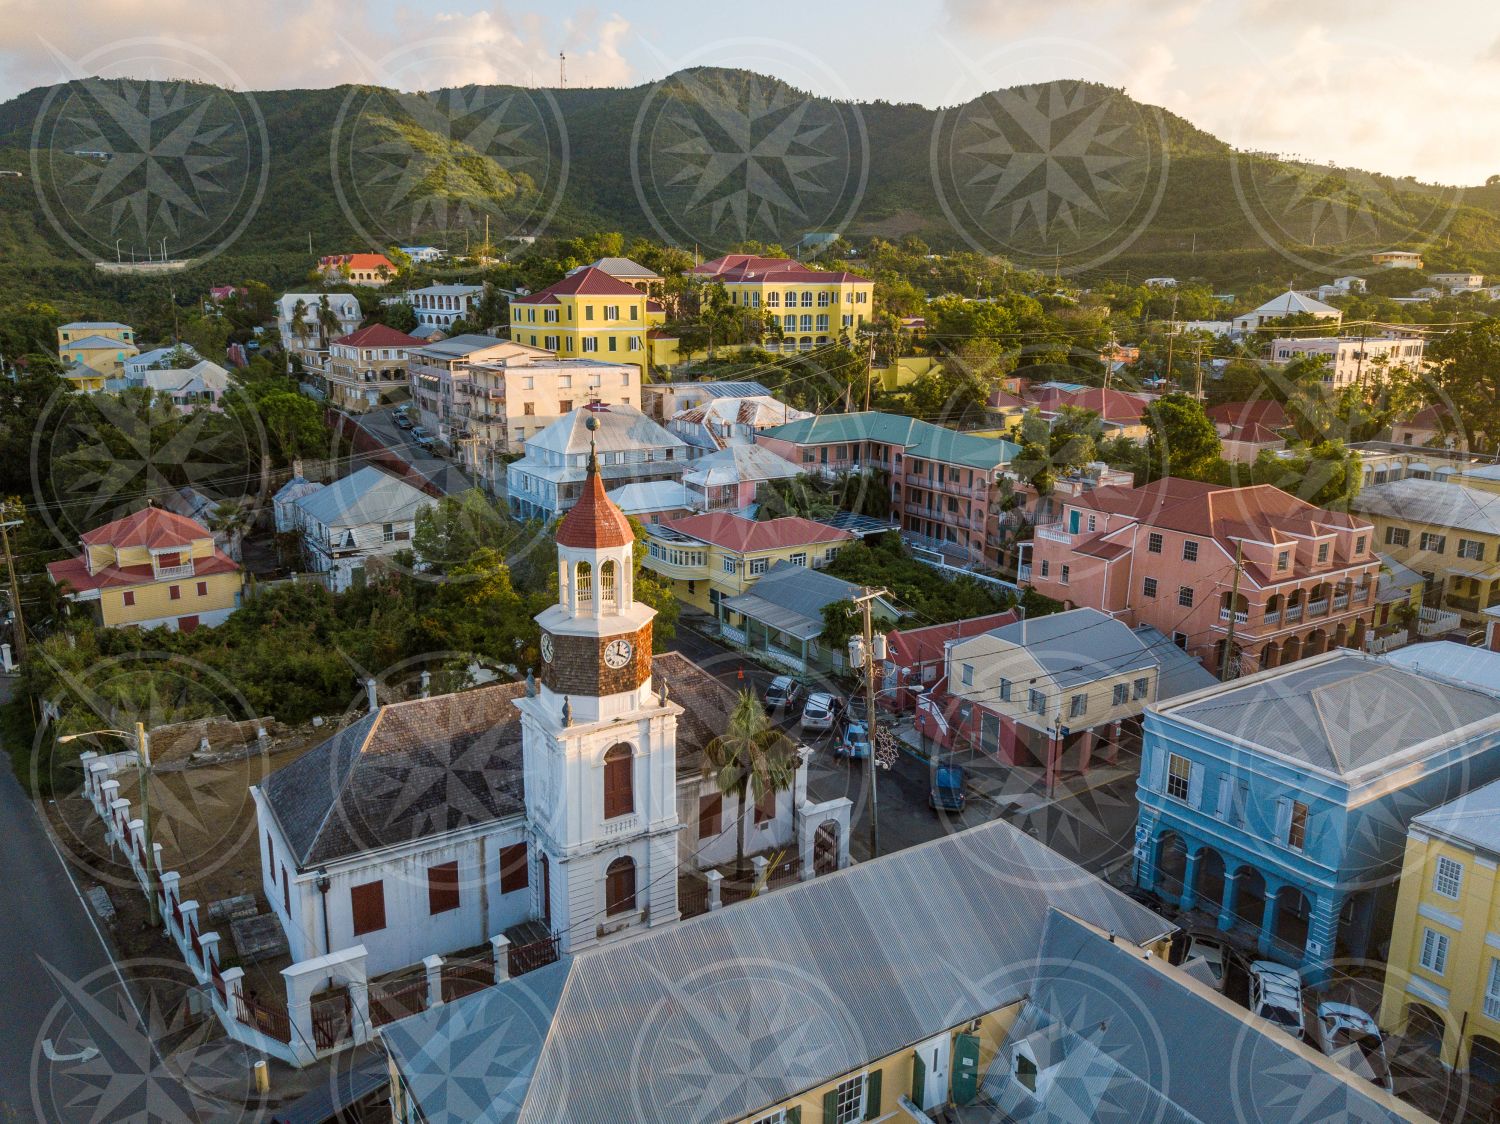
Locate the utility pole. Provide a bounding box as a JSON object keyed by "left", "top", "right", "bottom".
{"left": 1194, "top": 340, "right": 1204, "bottom": 401}
{"left": 0, "top": 512, "right": 25, "bottom": 663}
{"left": 559, "top": 52, "right": 567, "bottom": 87}
{"left": 1163, "top": 292, "right": 1179, "bottom": 389}
{"left": 863, "top": 334, "right": 875, "bottom": 411}
{"left": 852, "top": 587, "right": 888, "bottom": 861}
{"left": 1221, "top": 539, "right": 1245, "bottom": 682}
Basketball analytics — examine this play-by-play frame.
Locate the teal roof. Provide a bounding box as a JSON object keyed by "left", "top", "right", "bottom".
{"left": 760, "top": 411, "right": 1020, "bottom": 471}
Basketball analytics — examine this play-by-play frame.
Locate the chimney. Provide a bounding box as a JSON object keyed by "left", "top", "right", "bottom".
{"left": 365, "top": 678, "right": 378, "bottom": 712}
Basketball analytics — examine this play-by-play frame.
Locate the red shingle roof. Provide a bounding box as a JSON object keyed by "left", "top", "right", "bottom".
{"left": 660, "top": 513, "right": 854, "bottom": 553}
{"left": 1206, "top": 400, "right": 1289, "bottom": 431}
{"left": 512, "top": 267, "right": 648, "bottom": 304}
{"left": 887, "top": 612, "right": 1021, "bottom": 669}
{"left": 555, "top": 457, "right": 635, "bottom": 550}
{"left": 1076, "top": 478, "right": 1365, "bottom": 541}
{"left": 690, "top": 254, "right": 869, "bottom": 284}
{"left": 333, "top": 324, "right": 426, "bottom": 348}
{"left": 320, "top": 253, "right": 395, "bottom": 272}
{"left": 1028, "top": 386, "right": 1148, "bottom": 423}
{"left": 78, "top": 507, "right": 214, "bottom": 550}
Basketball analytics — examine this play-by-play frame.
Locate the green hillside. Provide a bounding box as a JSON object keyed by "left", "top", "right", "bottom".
{"left": 1, "top": 68, "right": 1498, "bottom": 312}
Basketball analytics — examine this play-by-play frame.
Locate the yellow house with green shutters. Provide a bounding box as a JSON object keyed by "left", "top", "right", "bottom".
{"left": 46, "top": 507, "right": 243, "bottom": 632}
{"left": 690, "top": 253, "right": 875, "bottom": 353}
{"left": 56, "top": 320, "right": 138, "bottom": 390}
{"left": 508, "top": 266, "right": 672, "bottom": 374}
{"left": 643, "top": 512, "right": 856, "bottom": 617}
{"left": 1351, "top": 477, "right": 1500, "bottom": 620}
{"left": 1382, "top": 776, "right": 1500, "bottom": 1072}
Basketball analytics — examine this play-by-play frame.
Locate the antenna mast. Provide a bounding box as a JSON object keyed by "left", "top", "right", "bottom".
{"left": 559, "top": 52, "right": 567, "bottom": 87}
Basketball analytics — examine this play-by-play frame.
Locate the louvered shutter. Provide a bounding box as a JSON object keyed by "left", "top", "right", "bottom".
{"left": 863, "top": 1071, "right": 882, "bottom": 1119}
{"left": 823, "top": 1088, "right": 839, "bottom": 1121}
{"left": 1188, "top": 763, "right": 1204, "bottom": 810}
{"left": 911, "top": 1050, "right": 927, "bottom": 1109}
{"left": 786, "top": 1108, "right": 801, "bottom": 1124}
{"left": 1274, "top": 797, "right": 1293, "bottom": 845}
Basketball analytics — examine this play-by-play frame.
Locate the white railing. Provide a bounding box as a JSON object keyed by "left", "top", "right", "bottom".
{"left": 1218, "top": 608, "right": 1248, "bottom": 625}
{"left": 1332, "top": 594, "right": 1350, "bottom": 610}
{"left": 602, "top": 814, "right": 640, "bottom": 838}
{"left": 1307, "top": 599, "right": 1329, "bottom": 616}
{"left": 153, "top": 562, "right": 195, "bottom": 580}
{"left": 1366, "top": 631, "right": 1410, "bottom": 655}
{"left": 1285, "top": 606, "right": 1303, "bottom": 623}
{"left": 1418, "top": 606, "right": 1462, "bottom": 637}
{"left": 1035, "top": 524, "right": 1073, "bottom": 544}
{"left": 1264, "top": 610, "right": 1281, "bottom": 625}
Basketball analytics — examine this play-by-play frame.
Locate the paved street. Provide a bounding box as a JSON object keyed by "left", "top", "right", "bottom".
{"left": 668, "top": 624, "right": 1142, "bottom": 876}
{"left": 0, "top": 684, "right": 122, "bottom": 1117}
{"left": 352, "top": 404, "right": 482, "bottom": 496}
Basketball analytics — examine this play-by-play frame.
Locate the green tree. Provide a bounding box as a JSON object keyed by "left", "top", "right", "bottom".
{"left": 1248, "top": 441, "right": 1361, "bottom": 509}
{"left": 1145, "top": 394, "right": 1222, "bottom": 481}
{"left": 379, "top": 301, "right": 418, "bottom": 333}
{"left": 701, "top": 690, "right": 800, "bottom": 876}
{"left": 1425, "top": 318, "right": 1500, "bottom": 448}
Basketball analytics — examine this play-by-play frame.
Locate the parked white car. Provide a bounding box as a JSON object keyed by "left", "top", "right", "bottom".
{"left": 800, "top": 692, "right": 838, "bottom": 732}
{"left": 1311, "top": 1002, "right": 1393, "bottom": 1092}
{"left": 1181, "top": 933, "right": 1227, "bottom": 991}
{"left": 1248, "top": 960, "right": 1306, "bottom": 1041}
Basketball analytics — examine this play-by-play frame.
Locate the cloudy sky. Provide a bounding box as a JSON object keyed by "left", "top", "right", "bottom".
{"left": 2, "top": 0, "right": 1498, "bottom": 183}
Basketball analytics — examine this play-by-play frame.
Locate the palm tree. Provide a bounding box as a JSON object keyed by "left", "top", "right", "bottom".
{"left": 316, "top": 294, "right": 341, "bottom": 351}
{"left": 290, "top": 298, "right": 311, "bottom": 351}
{"left": 702, "top": 690, "right": 800, "bottom": 878}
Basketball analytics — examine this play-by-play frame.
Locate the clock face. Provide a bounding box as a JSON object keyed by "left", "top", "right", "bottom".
{"left": 603, "top": 638, "right": 633, "bottom": 669}
{"left": 540, "top": 633, "right": 554, "bottom": 663}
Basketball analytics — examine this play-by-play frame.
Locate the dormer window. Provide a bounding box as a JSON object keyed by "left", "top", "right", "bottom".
{"left": 1277, "top": 550, "right": 1289, "bottom": 571}
{"left": 1317, "top": 542, "right": 1329, "bottom": 563}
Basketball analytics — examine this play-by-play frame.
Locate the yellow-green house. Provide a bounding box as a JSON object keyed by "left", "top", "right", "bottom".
{"left": 47, "top": 507, "right": 243, "bottom": 632}
{"left": 1351, "top": 477, "right": 1500, "bottom": 620}
{"left": 57, "top": 320, "right": 138, "bottom": 389}
{"left": 1382, "top": 778, "right": 1500, "bottom": 1073}
{"left": 643, "top": 512, "right": 856, "bottom": 617}
{"left": 690, "top": 253, "right": 875, "bottom": 353}
{"left": 508, "top": 266, "right": 671, "bottom": 374}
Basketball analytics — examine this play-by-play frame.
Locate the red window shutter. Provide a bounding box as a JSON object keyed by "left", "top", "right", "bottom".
{"left": 755, "top": 786, "right": 777, "bottom": 824}
{"left": 699, "top": 793, "right": 723, "bottom": 837}
{"left": 196, "top": 581, "right": 208, "bottom": 596}
{"left": 605, "top": 858, "right": 636, "bottom": 916}
{"left": 603, "top": 745, "right": 633, "bottom": 819}
{"left": 169, "top": 585, "right": 181, "bottom": 601}
{"left": 122, "top": 590, "right": 135, "bottom": 607}
{"left": 351, "top": 880, "right": 386, "bottom": 935}
{"left": 499, "top": 843, "right": 529, "bottom": 894}
{"left": 427, "top": 861, "right": 460, "bottom": 914}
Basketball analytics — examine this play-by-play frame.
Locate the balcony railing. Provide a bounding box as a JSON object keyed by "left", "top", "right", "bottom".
{"left": 1284, "top": 605, "right": 1303, "bottom": 623}
{"left": 1218, "top": 608, "right": 1249, "bottom": 625}
{"left": 1263, "top": 610, "right": 1281, "bottom": 625}
{"left": 1035, "top": 524, "right": 1073, "bottom": 544}
{"left": 1307, "top": 598, "right": 1330, "bottom": 616}
{"left": 1332, "top": 594, "right": 1350, "bottom": 610}
{"left": 153, "top": 562, "right": 195, "bottom": 580}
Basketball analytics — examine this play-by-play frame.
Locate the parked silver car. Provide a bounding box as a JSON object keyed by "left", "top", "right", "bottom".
{"left": 800, "top": 692, "right": 838, "bottom": 732}
{"left": 1311, "top": 1001, "right": 1393, "bottom": 1092}
{"left": 1248, "top": 960, "right": 1306, "bottom": 1041}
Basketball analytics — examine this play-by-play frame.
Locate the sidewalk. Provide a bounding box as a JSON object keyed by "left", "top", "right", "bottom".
{"left": 892, "top": 720, "right": 1140, "bottom": 815}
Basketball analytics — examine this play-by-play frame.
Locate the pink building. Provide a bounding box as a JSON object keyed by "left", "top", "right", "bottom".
{"left": 1028, "top": 478, "right": 1380, "bottom": 676}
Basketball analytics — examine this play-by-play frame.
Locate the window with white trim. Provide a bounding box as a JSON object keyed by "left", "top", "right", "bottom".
{"left": 1132, "top": 677, "right": 1149, "bottom": 700}
{"left": 1420, "top": 927, "right": 1450, "bottom": 975}
{"left": 1433, "top": 855, "right": 1464, "bottom": 900}
{"left": 998, "top": 678, "right": 1012, "bottom": 701}
{"left": 750, "top": 1112, "right": 787, "bottom": 1124}
{"left": 1486, "top": 958, "right": 1500, "bottom": 1020}
{"left": 1112, "top": 683, "right": 1128, "bottom": 706}
{"left": 831, "top": 1075, "right": 864, "bottom": 1123}
{"left": 1070, "top": 693, "right": 1087, "bottom": 717}
{"left": 961, "top": 663, "right": 973, "bottom": 686}
{"left": 1182, "top": 540, "right": 1199, "bottom": 562}
{"left": 749, "top": 558, "right": 768, "bottom": 576}
{"left": 1166, "top": 754, "right": 1191, "bottom": 801}
{"left": 1028, "top": 689, "right": 1046, "bottom": 714}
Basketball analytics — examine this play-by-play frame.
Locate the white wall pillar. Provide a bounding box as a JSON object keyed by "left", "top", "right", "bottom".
{"left": 424, "top": 955, "right": 445, "bottom": 1009}
{"left": 0, "top": 643, "right": 13, "bottom": 672}
{"left": 159, "top": 871, "right": 182, "bottom": 934}
{"left": 108, "top": 797, "right": 131, "bottom": 848}
{"left": 178, "top": 900, "right": 201, "bottom": 957}
{"left": 199, "top": 932, "right": 221, "bottom": 973}
{"left": 705, "top": 870, "right": 724, "bottom": 911}
{"left": 490, "top": 936, "right": 511, "bottom": 983}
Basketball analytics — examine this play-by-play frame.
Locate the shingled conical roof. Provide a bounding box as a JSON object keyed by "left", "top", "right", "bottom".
{"left": 555, "top": 427, "right": 634, "bottom": 550}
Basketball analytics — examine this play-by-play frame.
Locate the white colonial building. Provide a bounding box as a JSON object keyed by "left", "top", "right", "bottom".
{"left": 290, "top": 466, "right": 434, "bottom": 592}
{"left": 252, "top": 452, "right": 847, "bottom": 978}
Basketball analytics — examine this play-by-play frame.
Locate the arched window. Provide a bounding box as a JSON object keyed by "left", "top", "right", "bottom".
{"left": 600, "top": 559, "right": 617, "bottom": 607}
{"left": 603, "top": 743, "right": 633, "bottom": 819}
{"left": 576, "top": 561, "right": 592, "bottom": 607}
{"left": 605, "top": 856, "right": 637, "bottom": 916}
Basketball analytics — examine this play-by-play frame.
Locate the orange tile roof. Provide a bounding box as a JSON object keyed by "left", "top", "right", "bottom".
{"left": 334, "top": 324, "right": 426, "bottom": 348}
{"left": 48, "top": 549, "right": 240, "bottom": 594}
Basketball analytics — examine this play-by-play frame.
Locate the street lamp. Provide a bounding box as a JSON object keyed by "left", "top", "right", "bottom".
{"left": 58, "top": 722, "right": 156, "bottom": 925}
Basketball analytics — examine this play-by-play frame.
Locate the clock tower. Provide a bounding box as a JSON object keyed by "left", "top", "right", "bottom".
{"left": 514, "top": 420, "right": 682, "bottom": 952}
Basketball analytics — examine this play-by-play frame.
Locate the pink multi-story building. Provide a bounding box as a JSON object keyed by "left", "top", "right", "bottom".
{"left": 1027, "top": 478, "right": 1381, "bottom": 676}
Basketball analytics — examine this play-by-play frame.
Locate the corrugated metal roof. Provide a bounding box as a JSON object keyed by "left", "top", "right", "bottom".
{"left": 760, "top": 411, "right": 1020, "bottom": 471}
{"left": 383, "top": 821, "right": 1172, "bottom": 1124}
{"left": 720, "top": 560, "right": 864, "bottom": 639}
{"left": 293, "top": 466, "right": 433, "bottom": 527}
{"left": 1166, "top": 652, "right": 1500, "bottom": 777}
{"left": 1353, "top": 477, "right": 1500, "bottom": 537}
{"left": 988, "top": 912, "right": 1408, "bottom": 1123}
{"left": 681, "top": 444, "right": 802, "bottom": 487}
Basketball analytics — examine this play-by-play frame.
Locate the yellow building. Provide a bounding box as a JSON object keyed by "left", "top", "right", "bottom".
{"left": 1351, "top": 477, "right": 1500, "bottom": 619}
{"left": 1382, "top": 777, "right": 1500, "bottom": 1072}
{"left": 47, "top": 507, "right": 243, "bottom": 632}
{"left": 691, "top": 254, "right": 875, "bottom": 352}
{"left": 57, "top": 320, "right": 138, "bottom": 389}
{"left": 643, "top": 512, "right": 855, "bottom": 617}
{"left": 508, "top": 266, "right": 673, "bottom": 373}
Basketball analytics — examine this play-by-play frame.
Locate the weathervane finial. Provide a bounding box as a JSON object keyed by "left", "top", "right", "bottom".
{"left": 585, "top": 414, "right": 600, "bottom": 474}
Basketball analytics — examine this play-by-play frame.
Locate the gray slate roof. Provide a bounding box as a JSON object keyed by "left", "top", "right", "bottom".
{"left": 294, "top": 466, "right": 432, "bottom": 527}
{"left": 1168, "top": 652, "right": 1500, "bottom": 778}
{"left": 1353, "top": 477, "right": 1500, "bottom": 537}
{"left": 987, "top": 912, "right": 1408, "bottom": 1123}
{"left": 720, "top": 560, "right": 865, "bottom": 640}
{"left": 382, "top": 821, "right": 1173, "bottom": 1124}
